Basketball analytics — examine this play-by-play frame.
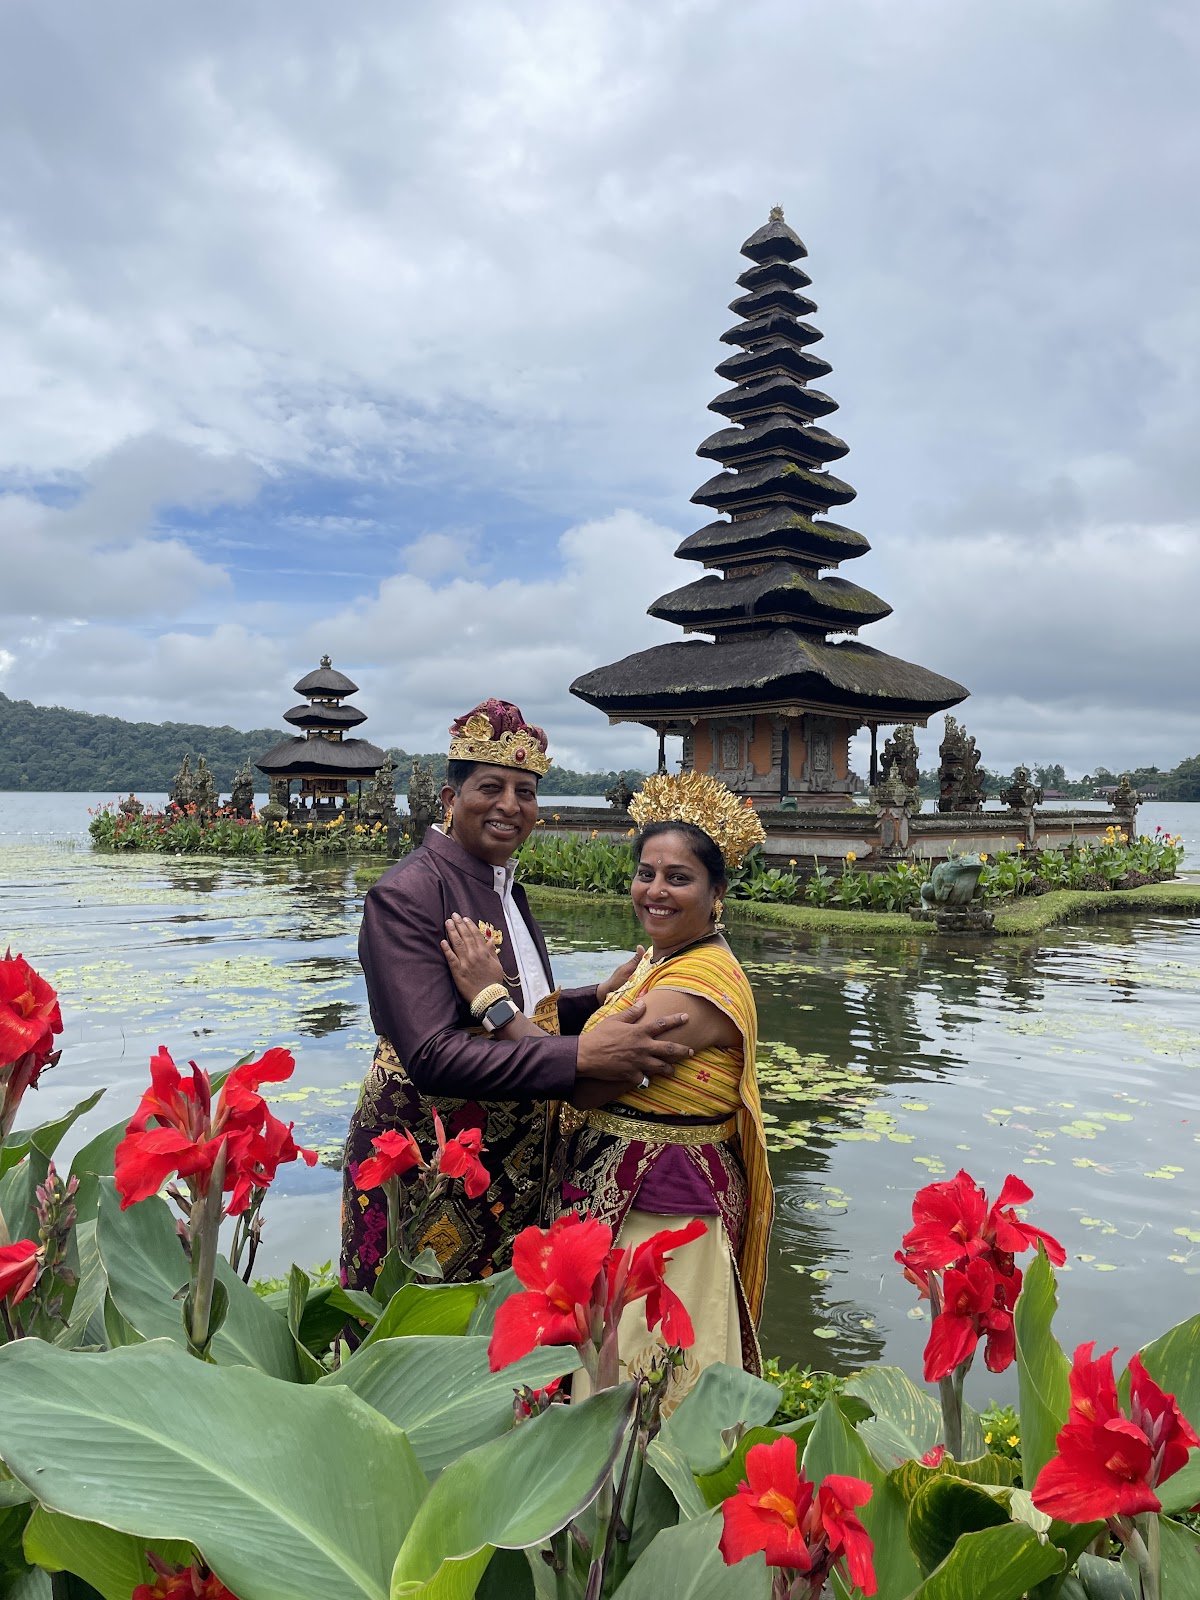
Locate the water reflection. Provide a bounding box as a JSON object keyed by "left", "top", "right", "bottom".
{"left": 2, "top": 836, "right": 1199, "bottom": 1395}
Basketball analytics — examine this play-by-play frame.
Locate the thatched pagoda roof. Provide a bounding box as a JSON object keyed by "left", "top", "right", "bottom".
{"left": 282, "top": 701, "right": 367, "bottom": 730}
{"left": 293, "top": 655, "right": 358, "bottom": 698}
{"left": 570, "top": 208, "right": 969, "bottom": 731}
{"left": 255, "top": 735, "right": 387, "bottom": 781}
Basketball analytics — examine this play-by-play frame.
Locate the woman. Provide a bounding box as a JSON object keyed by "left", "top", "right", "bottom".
{"left": 442, "top": 772, "right": 772, "bottom": 1399}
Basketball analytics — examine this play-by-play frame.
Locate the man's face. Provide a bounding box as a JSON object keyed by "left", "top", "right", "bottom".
{"left": 441, "top": 766, "right": 540, "bottom": 865}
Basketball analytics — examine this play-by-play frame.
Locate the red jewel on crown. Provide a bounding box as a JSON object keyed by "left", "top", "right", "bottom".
{"left": 515, "top": 748, "right": 526, "bottom": 762}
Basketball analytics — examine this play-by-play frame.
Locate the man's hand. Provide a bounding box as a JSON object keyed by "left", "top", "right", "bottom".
{"left": 596, "top": 946, "right": 646, "bottom": 1007}
{"left": 574, "top": 998, "right": 691, "bottom": 1097}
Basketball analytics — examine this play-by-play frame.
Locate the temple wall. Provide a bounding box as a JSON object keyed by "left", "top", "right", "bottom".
{"left": 537, "top": 803, "right": 1127, "bottom": 867}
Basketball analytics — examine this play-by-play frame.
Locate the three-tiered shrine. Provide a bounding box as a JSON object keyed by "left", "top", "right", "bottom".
{"left": 256, "top": 656, "right": 386, "bottom": 811}
{"left": 572, "top": 209, "right": 968, "bottom": 804}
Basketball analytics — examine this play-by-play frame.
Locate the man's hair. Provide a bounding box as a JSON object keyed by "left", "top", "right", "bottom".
{"left": 445, "top": 759, "right": 542, "bottom": 792}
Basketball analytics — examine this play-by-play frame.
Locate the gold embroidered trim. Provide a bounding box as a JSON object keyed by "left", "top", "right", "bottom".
{"left": 584, "top": 1109, "right": 736, "bottom": 1147}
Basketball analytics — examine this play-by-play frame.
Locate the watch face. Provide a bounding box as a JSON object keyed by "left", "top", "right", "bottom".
{"left": 484, "top": 996, "right": 518, "bottom": 1030}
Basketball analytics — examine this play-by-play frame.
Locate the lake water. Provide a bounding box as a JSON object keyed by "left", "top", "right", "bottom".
{"left": 2, "top": 793, "right": 1199, "bottom": 1401}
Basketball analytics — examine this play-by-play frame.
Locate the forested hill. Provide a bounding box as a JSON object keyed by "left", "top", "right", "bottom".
{"left": 0, "top": 692, "right": 286, "bottom": 791}
{"left": 0, "top": 692, "right": 646, "bottom": 796}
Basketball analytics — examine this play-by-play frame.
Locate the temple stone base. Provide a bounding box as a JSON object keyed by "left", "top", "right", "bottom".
{"left": 911, "top": 907, "right": 996, "bottom": 934}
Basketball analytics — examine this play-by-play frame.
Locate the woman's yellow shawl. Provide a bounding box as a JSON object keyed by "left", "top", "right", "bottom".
{"left": 583, "top": 942, "right": 773, "bottom": 1322}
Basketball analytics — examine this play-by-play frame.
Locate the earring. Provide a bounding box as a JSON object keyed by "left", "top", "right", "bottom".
{"left": 712, "top": 896, "right": 725, "bottom": 929}
{"left": 443, "top": 805, "right": 454, "bottom": 832}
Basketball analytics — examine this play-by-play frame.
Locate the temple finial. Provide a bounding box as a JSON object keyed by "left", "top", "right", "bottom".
{"left": 320, "top": 653, "right": 332, "bottom": 668}
{"left": 769, "top": 205, "right": 785, "bottom": 221}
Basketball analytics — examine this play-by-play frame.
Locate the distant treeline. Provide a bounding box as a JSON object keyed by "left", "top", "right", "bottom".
{"left": 0, "top": 693, "right": 646, "bottom": 796}
{"left": 915, "top": 759, "right": 1200, "bottom": 802}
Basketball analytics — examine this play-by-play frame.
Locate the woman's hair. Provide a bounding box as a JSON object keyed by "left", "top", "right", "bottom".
{"left": 634, "top": 820, "right": 726, "bottom": 889}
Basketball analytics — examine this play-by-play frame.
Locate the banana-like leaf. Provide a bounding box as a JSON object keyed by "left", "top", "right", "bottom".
{"left": 647, "top": 1363, "right": 781, "bottom": 1521}
{"left": 845, "top": 1366, "right": 942, "bottom": 1461}
{"left": 96, "top": 1179, "right": 298, "bottom": 1378}
{"left": 467, "top": 1268, "right": 518, "bottom": 1334}
{"left": 1064, "top": 1551, "right": 1136, "bottom": 1599}
{"left": 694, "top": 1418, "right": 817, "bottom": 1509}
{"left": 0, "top": 1147, "right": 49, "bottom": 1244}
{"left": 23, "top": 1506, "right": 193, "bottom": 1600}
{"left": 285, "top": 1266, "right": 327, "bottom": 1382}
{"left": 1134, "top": 1312, "right": 1200, "bottom": 1432}
{"left": 0, "top": 1338, "right": 427, "bottom": 1600}
{"left": 906, "top": 1474, "right": 1011, "bottom": 1576}
{"left": 904, "top": 1522, "right": 1064, "bottom": 1598}
{"left": 0, "top": 1092, "right": 106, "bottom": 1177}
{"left": 324, "top": 1334, "right": 579, "bottom": 1477}
{"left": 53, "top": 1220, "right": 108, "bottom": 1350}
{"left": 801, "top": 1396, "right": 920, "bottom": 1600}
{"left": 610, "top": 1506, "right": 769, "bottom": 1597}
{"left": 391, "top": 1383, "right": 638, "bottom": 1599}
{"left": 360, "top": 1282, "right": 485, "bottom": 1347}
{"left": 1014, "top": 1245, "right": 1070, "bottom": 1489}
{"left": 1157, "top": 1449, "right": 1200, "bottom": 1518}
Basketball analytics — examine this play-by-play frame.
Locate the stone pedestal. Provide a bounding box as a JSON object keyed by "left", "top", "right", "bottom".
{"left": 911, "top": 907, "right": 996, "bottom": 934}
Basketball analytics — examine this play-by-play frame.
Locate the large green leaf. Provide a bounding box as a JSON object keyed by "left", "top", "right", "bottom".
{"left": 801, "top": 1396, "right": 921, "bottom": 1600}
{"left": 325, "top": 1335, "right": 579, "bottom": 1477}
{"left": 905, "top": 1475, "right": 1011, "bottom": 1576}
{"left": 1060, "top": 1552, "right": 1136, "bottom": 1599}
{"left": 95, "top": 1180, "right": 298, "bottom": 1378}
{"left": 53, "top": 1220, "right": 108, "bottom": 1350}
{"left": 1014, "top": 1245, "right": 1070, "bottom": 1488}
{"left": 390, "top": 1384, "right": 638, "bottom": 1599}
{"left": 0, "top": 1338, "right": 427, "bottom": 1600}
{"left": 1158, "top": 1449, "right": 1200, "bottom": 1517}
{"left": 69, "top": 1115, "right": 128, "bottom": 1225}
{"left": 647, "top": 1363, "right": 781, "bottom": 1520}
{"left": 1135, "top": 1312, "right": 1200, "bottom": 1430}
{"left": 610, "top": 1506, "right": 769, "bottom": 1597}
{"left": 361, "top": 1282, "right": 485, "bottom": 1347}
{"left": 0, "top": 1092, "right": 106, "bottom": 1177}
{"left": 905, "top": 1522, "right": 1064, "bottom": 1598}
{"left": 466, "top": 1268, "right": 519, "bottom": 1334}
{"left": 0, "top": 1147, "right": 49, "bottom": 1244}
{"left": 1150, "top": 1516, "right": 1200, "bottom": 1595}
{"left": 23, "top": 1506, "right": 193, "bottom": 1600}
{"left": 694, "top": 1418, "right": 817, "bottom": 1509}
{"left": 845, "top": 1367, "right": 942, "bottom": 1459}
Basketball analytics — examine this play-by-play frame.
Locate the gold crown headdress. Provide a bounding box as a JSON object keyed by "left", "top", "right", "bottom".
{"left": 628, "top": 772, "right": 766, "bottom": 869}
{"left": 447, "top": 699, "right": 552, "bottom": 777}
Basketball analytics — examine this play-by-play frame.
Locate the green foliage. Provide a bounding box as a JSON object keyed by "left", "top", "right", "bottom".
{"left": 516, "top": 830, "right": 638, "bottom": 894}
{"left": 762, "top": 1358, "right": 845, "bottom": 1424}
{"left": 88, "top": 802, "right": 395, "bottom": 856}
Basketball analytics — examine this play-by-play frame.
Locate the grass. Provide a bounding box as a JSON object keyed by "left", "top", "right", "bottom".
{"left": 992, "top": 880, "right": 1200, "bottom": 935}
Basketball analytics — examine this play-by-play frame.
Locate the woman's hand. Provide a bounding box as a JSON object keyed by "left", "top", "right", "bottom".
{"left": 596, "top": 946, "right": 646, "bottom": 1007}
{"left": 441, "top": 914, "right": 509, "bottom": 1007}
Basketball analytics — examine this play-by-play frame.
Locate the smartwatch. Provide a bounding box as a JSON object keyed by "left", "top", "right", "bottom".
{"left": 481, "top": 995, "right": 520, "bottom": 1033}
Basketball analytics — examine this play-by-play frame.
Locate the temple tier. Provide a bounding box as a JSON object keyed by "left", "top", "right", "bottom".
{"left": 571, "top": 208, "right": 968, "bottom": 804}
{"left": 256, "top": 655, "right": 386, "bottom": 814}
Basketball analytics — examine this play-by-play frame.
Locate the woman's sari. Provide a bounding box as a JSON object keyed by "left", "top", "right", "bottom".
{"left": 551, "top": 939, "right": 772, "bottom": 1374}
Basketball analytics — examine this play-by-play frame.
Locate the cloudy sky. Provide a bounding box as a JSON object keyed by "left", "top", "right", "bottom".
{"left": 1, "top": 0, "right": 1198, "bottom": 776}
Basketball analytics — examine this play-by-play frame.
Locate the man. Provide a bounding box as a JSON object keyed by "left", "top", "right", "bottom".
{"left": 341, "top": 697, "right": 688, "bottom": 1287}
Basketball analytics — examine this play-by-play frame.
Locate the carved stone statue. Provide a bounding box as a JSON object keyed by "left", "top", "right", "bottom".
{"left": 1000, "top": 765, "right": 1043, "bottom": 812}
{"left": 878, "top": 725, "right": 921, "bottom": 812}
{"left": 229, "top": 760, "right": 256, "bottom": 821}
{"left": 403, "top": 758, "right": 435, "bottom": 845}
{"left": 193, "top": 755, "right": 218, "bottom": 819}
{"left": 937, "top": 716, "right": 986, "bottom": 813}
{"left": 118, "top": 794, "right": 144, "bottom": 819}
{"left": 169, "top": 754, "right": 195, "bottom": 813}
{"left": 260, "top": 777, "right": 290, "bottom": 824}
{"left": 1111, "top": 772, "right": 1139, "bottom": 813}
{"left": 920, "top": 855, "right": 986, "bottom": 908}
{"left": 880, "top": 724, "right": 920, "bottom": 791}
{"left": 605, "top": 775, "right": 636, "bottom": 811}
{"left": 364, "top": 755, "right": 400, "bottom": 823}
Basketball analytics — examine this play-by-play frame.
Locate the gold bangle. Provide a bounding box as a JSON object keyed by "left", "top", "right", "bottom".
{"left": 470, "top": 983, "right": 508, "bottom": 1020}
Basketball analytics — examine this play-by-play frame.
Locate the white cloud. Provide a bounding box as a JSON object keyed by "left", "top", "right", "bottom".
{"left": 1, "top": 1, "right": 1199, "bottom": 769}
{"left": 402, "top": 530, "right": 482, "bottom": 582}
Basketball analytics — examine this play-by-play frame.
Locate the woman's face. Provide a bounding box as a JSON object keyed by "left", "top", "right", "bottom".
{"left": 631, "top": 830, "right": 721, "bottom": 949}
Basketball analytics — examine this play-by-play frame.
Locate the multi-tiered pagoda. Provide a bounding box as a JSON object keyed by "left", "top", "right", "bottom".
{"left": 256, "top": 656, "right": 386, "bottom": 811}
{"left": 572, "top": 210, "right": 968, "bottom": 804}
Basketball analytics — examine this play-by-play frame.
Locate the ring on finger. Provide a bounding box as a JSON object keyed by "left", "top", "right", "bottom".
{"left": 639, "top": 1074, "right": 650, "bottom": 1090}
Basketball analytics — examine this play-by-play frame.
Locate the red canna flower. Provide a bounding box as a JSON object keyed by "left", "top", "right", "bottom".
{"left": 0, "top": 1238, "right": 40, "bottom": 1306}
{"left": 923, "top": 1258, "right": 1020, "bottom": 1382}
{"left": 114, "top": 1046, "right": 315, "bottom": 1214}
{"left": 489, "top": 1213, "right": 612, "bottom": 1369}
{"left": 352, "top": 1129, "right": 425, "bottom": 1190}
{"left": 132, "top": 1555, "right": 240, "bottom": 1600}
{"left": 719, "top": 1436, "right": 876, "bottom": 1596}
{"left": 920, "top": 1445, "right": 946, "bottom": 1467}
{"left": 0, "top": 952, "right": 62, "bottom": 1067}
{"left": 612, "top": 1217, "right": 708, "bottom": 1346}
{"left": 1032, "top": 1343, "right": 1200, "bottom": 1522}
{"left": 433, "top": 1108, "right": 490, "bottom": 1199}
{"left": 984, "top": 1174, "right": 1067, "bottom": 1267}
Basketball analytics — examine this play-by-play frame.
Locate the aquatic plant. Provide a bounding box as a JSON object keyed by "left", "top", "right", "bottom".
{"left": 88, "top": 800, "right": 395, "bottom": 857}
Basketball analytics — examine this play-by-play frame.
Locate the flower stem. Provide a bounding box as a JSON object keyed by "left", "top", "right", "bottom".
{"left": 1125, "top": 1515, "right": 1161, "bottom": 1600}
{"left": 186, "top": 1141, "right": 227, "bottom": 1357}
